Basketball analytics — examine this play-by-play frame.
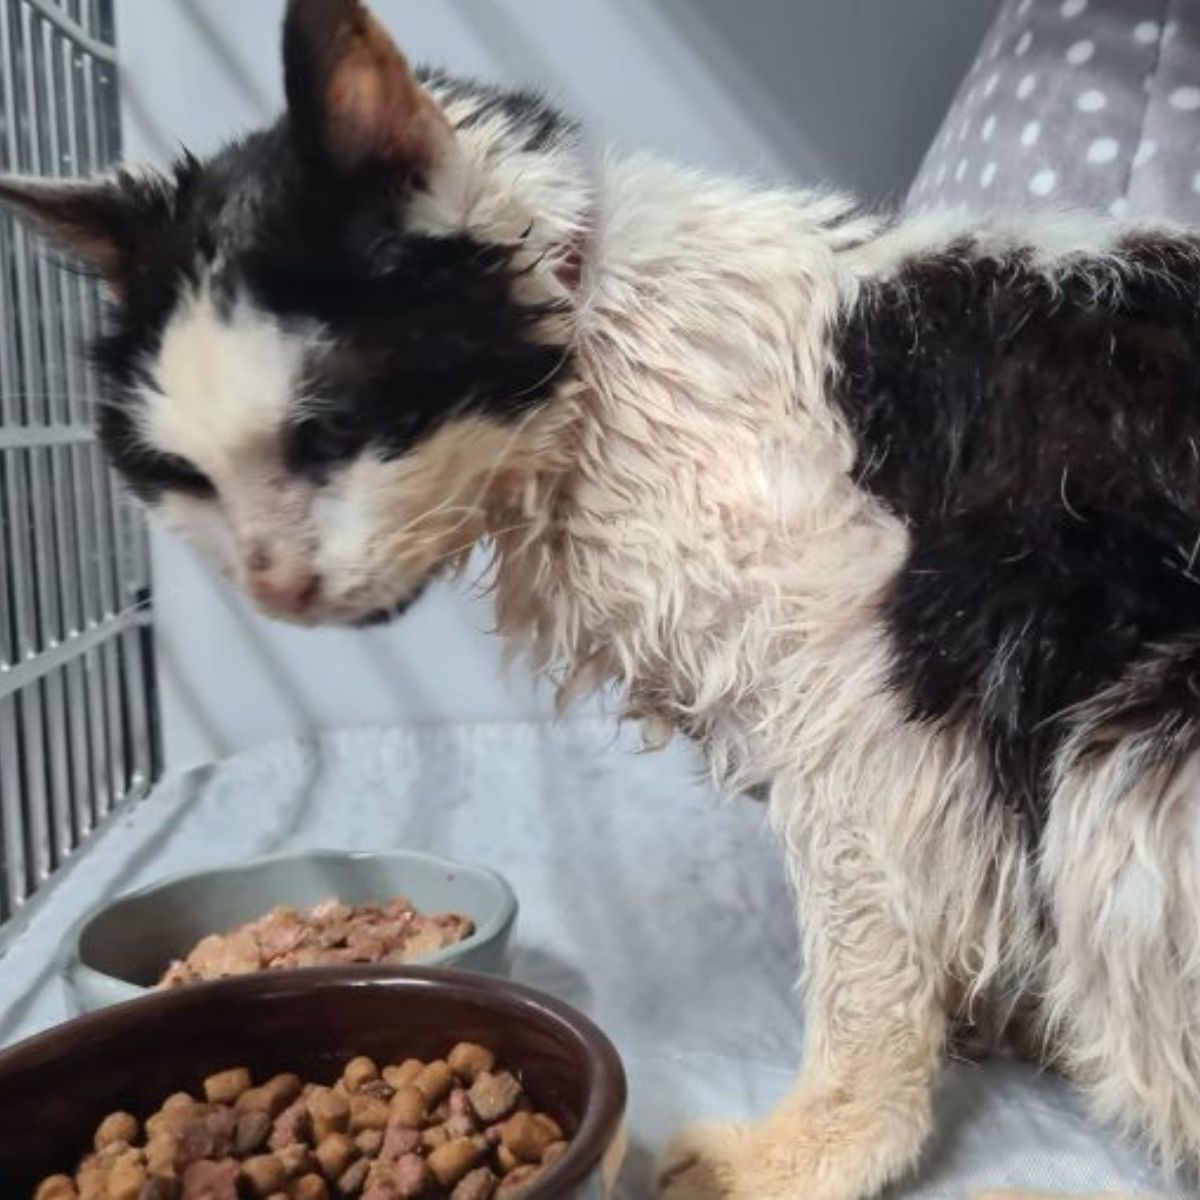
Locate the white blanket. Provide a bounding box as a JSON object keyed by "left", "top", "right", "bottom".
{"left": 0, "top": 722, "right": 1179, "bottom": 1197}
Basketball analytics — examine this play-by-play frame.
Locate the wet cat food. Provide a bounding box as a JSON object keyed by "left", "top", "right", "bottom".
{"left": 157, "top": 898, "right": 474, "bottom": 987}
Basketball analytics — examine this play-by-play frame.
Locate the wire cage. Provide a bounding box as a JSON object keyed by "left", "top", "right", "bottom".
{"left": 0, "top": 0, "right": 158, "bottom": 926}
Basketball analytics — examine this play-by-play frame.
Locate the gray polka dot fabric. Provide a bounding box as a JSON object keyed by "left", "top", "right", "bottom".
{"left": 908, "top": 0, "right": 1200, "bottom": 224}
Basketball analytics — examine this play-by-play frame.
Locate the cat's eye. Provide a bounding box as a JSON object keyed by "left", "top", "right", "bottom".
{"left": 140, "top": 452, "right": 215, "bottom": 498}
{"left": 289, "top": 410, "right": 366, "bottom": 469}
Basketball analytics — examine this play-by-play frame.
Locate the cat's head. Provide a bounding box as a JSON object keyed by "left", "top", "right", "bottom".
{"left": 0, "top": 0, "right": 585, "bottom": 626}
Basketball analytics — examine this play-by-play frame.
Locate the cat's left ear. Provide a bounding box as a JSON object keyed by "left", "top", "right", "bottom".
{"left": 283, "top": 0, "right": 453, "bottom": 177}
{"left": 0, "top": 176, "right": 136, "bottom": 289}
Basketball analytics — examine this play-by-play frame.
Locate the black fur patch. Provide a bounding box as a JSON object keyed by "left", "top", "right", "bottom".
{"left": 832, "top": 235, "right": 1200, "bottom": 832}
{"left": 82, "top": 73, "right": 571, "bottom": 496}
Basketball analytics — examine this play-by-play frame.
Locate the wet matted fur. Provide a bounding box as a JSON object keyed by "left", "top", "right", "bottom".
{"left": 4, "top": 2, "right": 1200, "bottom": 1195}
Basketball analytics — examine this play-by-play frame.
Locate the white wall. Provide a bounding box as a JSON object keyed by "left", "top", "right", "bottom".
{"left": 114, "top": 0, "right": 999, "bottom": 770}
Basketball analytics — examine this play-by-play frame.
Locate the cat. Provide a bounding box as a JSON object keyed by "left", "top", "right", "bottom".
{"left": 5, "top": 1, "right": 1200, "bottom": 1196}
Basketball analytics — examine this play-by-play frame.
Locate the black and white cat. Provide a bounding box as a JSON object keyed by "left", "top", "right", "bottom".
{"left": 5, "top": 2, "right": 1200, "bottom": 1195}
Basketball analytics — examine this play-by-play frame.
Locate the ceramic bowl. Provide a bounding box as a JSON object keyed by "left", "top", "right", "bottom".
{"left": 0, "top": 966, "right": 626, "bottom": 1198}
{"left": 58, "top": 849, "right": 518, "bottom": 1013}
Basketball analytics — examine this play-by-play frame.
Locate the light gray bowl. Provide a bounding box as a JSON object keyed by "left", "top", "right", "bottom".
{"left": 58, "top": 849, "right": 518, "bottom": 1015}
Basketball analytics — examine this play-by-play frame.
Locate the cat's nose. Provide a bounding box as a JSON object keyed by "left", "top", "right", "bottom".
{"left": 246, "top": 556, "right": 321, "bottom": 616}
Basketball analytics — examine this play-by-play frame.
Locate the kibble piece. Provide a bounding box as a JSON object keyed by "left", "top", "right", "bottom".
{"left": 354, "top": 1129, "right": 383, "bottom": 1157}
{"left": 108, "top": 1155, "right": 148, "bottom": 1200}
{"left": 411, "top": 1060, "right": 454, "bottom": 1106}
{"left": 427, "top": 1138, "right": 485, "bottom": 1190}
{"left": 270, "top": 1098, "right": 312, "bottom": 1150}
{"left": 235, "top": 1110, "right": 273, "bottom": 1156}
{"left": 144, "top": 1133, "right": 179, "bottom": 1177}
{"left": 276, "top": 1144, "right": 314, "bottom": 1179}
{"left": 241, "top": 1154, "right": 289, "bottom": 1196}
{"left": 495, "top": 1145, "right": 519, "bottom": 1176}
{"left": 308, "top": 1088, "right": 351, "bottom": 1142}
{"left": 420, "top": 1125, "right": 450, "bottom": 1153}
{"left": 496, "top": 1165, "right": 542, "bottom": 1196}
{"left": 176, "top": 1107, "right": 237, "bottom": 1165}
{"left": 204, "top": 1067, "right": 252, "bottom": 1105}
{"left": 314, "top": 1133, "right": 357, "bottom": 1181}
{"left": 450, "top": 1167, "right": 498, "bottom": 1200}
{"left": 385, "top": 1154, "right": 432, "bottom": 1198}
{"left": 349, "top": 1093, "right": 390, "bottom": 1133}
{"left": 447, "top": 1044, "right": 495, "bottom": 1085}
{"left": 289, "top": 1175, "right": 330, "bottom": 1200}
{"left": 381, "top": 1061, "right": 423, "bottom": 1092}
{"left": 467, "top": 1072, "right": 522, "bottom": 1124}
{"left": 181, "top": 1158, "right": 240, "bottom": 1200}
{"left": 341, "top": 1057, "right": 379, "bottom": 1093}
{"left": 34, "top": 1177, "right": 77, "bottom": 1200}
{"left": 387, "top": 1087, "right": 425, "bottom": 1130}
{"left": 498, "top": 1112, "right": 556, "bottom": 1164}
{"left": 95, "top": 1111, "right": 140, "bottom": 1151}
{"left": 541, "top": 1141, "right": 568, "bottom": 1168}
{"left": 137, "top": 1179, "right": 181, "bottom": 1200}
{"left": 336, "top": 1156, "right": 371, "bottom": 1196}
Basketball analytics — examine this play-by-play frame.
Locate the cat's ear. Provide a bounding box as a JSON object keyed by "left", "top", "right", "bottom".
{"left": 283, "top": 0, "right": 452, "bottom": 176}
{"left": 0, "top": 176, "right": 135, "bottom": 289}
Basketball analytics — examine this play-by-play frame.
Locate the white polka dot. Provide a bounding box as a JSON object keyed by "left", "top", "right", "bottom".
{"left": 1017, "top": 73, "right": 1037, "bottom": 100}
{"left": 1029, "top": 168, "right": 1057, "bottom": 197}
{"left": 936, "top": 164, "right": 947, "bottom": 185}
{"left": 1165, "top": 21, "right": 1178, "bottom": 44}
{"left": 981, "top": 113, "right": 997, "bottom": 142}
{"left": 1066, "top": 39, "right": 1094, "bottom": 65}
{"left": 1018, "top": 0, "right": 1033, "bottom": 13}
{"left": 983, "top": 71, "right": 1000, "bottom": 98}
{"left": 1077, "top": 89, "right": 1107, "bottom": 112}
{"left": 1015, "top": 30, "right": 1034, "bottom": 56}
{"left": 1191, "top": 170, "right": 1200, "bottom": 195}
{"left": 980, "top": 162, "right": 997, "bottom": 188}
{"left": 1087, "top": 137, "right": 1119, "bottom": 165}
{"left": 1134, "top": 20, "right": 1160, "bottom": 44}
{"left": 958, "top": 118, "right": 971, "bottom": 143}
{"left": 1170, "top": 86, "right": 1200, "bottom": 111}
{"left": 955, "top": 158, "right": 968, "bottom": 183}
{"left": 1109, "top": 197, "right": 1130, "bottom": 220}
{"left": 1133, "top": 138, "right": 1157, "bottom": 168}
{"left": 1061, "top": 0, "right": 1087, "bottom": 17}
{"left": 1020, "top": 120, "right": 1041, "bottom": 148}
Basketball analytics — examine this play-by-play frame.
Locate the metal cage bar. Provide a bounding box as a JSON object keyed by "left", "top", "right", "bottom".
{"left": 0, "top": 0, "right": 157, "bottom": 922}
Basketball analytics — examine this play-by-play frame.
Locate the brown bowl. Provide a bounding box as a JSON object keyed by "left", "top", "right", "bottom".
{"left": 0, "top": 966, "right": 627, "bottom": 1198}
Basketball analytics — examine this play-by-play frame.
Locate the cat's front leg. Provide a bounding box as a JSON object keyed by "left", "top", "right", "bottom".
{"left": 658, "top": 816, "right": 947, "bottom": 1200}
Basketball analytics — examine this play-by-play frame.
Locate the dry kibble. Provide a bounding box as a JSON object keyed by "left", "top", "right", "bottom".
{"left": 235, "top": 1110, "right": 273, "bottom": 1156}
{"left": 107, "top": 1156, "right": 148, "bottom": 1200}
{"left": 381, "top": 1061, "right": 423, "bottom": 1092}
{"left": 355, "top": 1129, "right": 383, "bottom": 1158}
{"left": 341, "top": 1058, "right": 379, "bottom": 1093}
{"left": 289, "top": 1174, "right": 329, "bottom": 1200}
{"left": 541, "top": 1141, "right": 568, "bottom": 1168}
{"left": 349, "top": 1094, "right": 390, "bottom": 1134}
{"left": 34, "top": 1177, "right": 77, "bottom": 1200}
{"left": 308, "top": 1089, "right": 351, "bottom": 1142}
{"left": 337, "top": 1157, "right": 371, "bottom": 1196}
{"left": 450, "top": 1166, "right": 498, "bottom": 1200}
{"left": 427, "top": 1138, "right": 485, "bottom": 1189}
{"left": 387, "top": 1087, "right": 426, "bottom": 1130}
{"left": 411, "top": 1061, "right": 453, "bottom": 1106}
{"left": 241, "top": 1154, "right": 289, "bottom": 1196}
{"left": 137, "top": 1179, "right": 180, "bottom": 1200}
{"left": 496, "top": 1165, "right": 542, "bottom": 1196}
{"left": 314, "top": 1133, "right": 357, "bottom": 1181}
{"left": 498, "top": 1112, "right": 556, "bottom": 1163}
{"left": 46, "top": 1052, "right": 570, "bottom": 1200}
{"left": 95, "top": 1112, "right": 139, "bottom": 1151}
{"left": 276, "top": 1144, "right": 314, "bottom": 1178}
{"left": 467, "top": 1073, "right": 522, "bottom": 1124}
{"left": 204, "top": 1067, "right": 252, "bottom": 1106}
{"left": 447, "top": 1044, "right": 495, "bottom": 1085}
